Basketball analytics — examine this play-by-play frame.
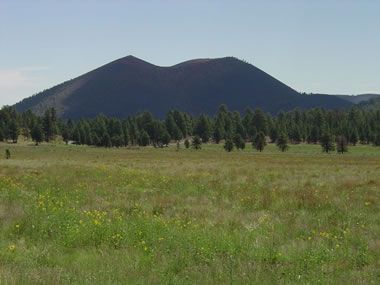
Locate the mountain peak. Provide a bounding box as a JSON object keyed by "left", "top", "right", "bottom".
{"left": 117, "top": 55, "right": 151, "bottom": 65}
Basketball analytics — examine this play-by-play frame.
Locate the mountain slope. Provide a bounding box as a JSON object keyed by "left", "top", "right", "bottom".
{"left": 14, "top": 56, "right": 353, "bottom": 118}
{"left": 335, "top": 94, "right": 380, "bottom": 104}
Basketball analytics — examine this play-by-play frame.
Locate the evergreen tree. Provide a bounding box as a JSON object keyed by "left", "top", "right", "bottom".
{"left": 8, "top": 119, "right": 19, "bottom": 143}
{"left": 102, "top": 133, "right": 112, "bottom": 147}
{"left": 0, "top": 126, "right": 4, "bottom": 142}
{"left": 232, "top": 111, "right": 246, "bottom": 138}
{"left": 122, "top": 122, "right": 130, "bottom": 146}
{"left": 111, "top": 135, "right": 124, "bottom": 147}
{"left": 165, "top": 112, "right": 182, "bottom": 140}
{"left": 252, "top": 108, "right": 268, "bottom": 135}
{"left": 61, "top": 125, "right": 71, "bottom": 144}
{"left": 373, "top": 132, "right": 380, "bottom": 146}
{"left": 224, "top": 138, "right": 234, "bottom": 152}
{"left": 233, "top": 134, "right": 245, "bottom": 150}
{"left": 138, "top": 130, "right": 150, "bottom": 146}
{"left": 194, "top": 115, "right": 211, "bottom": 143}
{"left": 269, "top": 124, "right": 279, "bottom": 143}
{"left": 72, "top": 126, "right": 82, "bottom": 144}
{"left": 336, "top": 135, "right": 348, "bottom": 154}
{"left": 31, "top": 123, "right": 44, "bottom": 145}
{"left": 184, "top": 138, "right": 190, "bottom": 149}
{"left": 91, "top": 132, "right": 101, "bottom": 146}
{"left": 290, "top": 126, "right": 302, "bottom": 144}
{"left": 172, "top": 110, "right": 188, "bottom": 138}
{"left": 42, "top": 108, "right": 57, "bottom": 142}
{"left": 242, "top": 107, "right": 254, "bottom": 139}
{"left": 350, "top": 128, "right": 359, "bottom": 146}
{"left": 213, "top": 118, "right": 224, "bottom": 144}
{"left": 160, "top": 130, "right": 171, "bottom": 147}
{"left": 249, "top": 127, "right": 257, "bottom": 143}
{"left": 276, "top": 133, "right": 289, "bottom": 152}
{"left": 191, "top": 136, "right": 202, "bottom": 150}
{"left": 320, "top": 132, "right": 335, "bottom": 153}
{"left": 253, "top": 131, "right": 266, "bottom": 152}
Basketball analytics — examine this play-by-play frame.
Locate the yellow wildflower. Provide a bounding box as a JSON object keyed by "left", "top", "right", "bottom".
{"left": 8, "top": 244, "right": 16, "bottom": 252}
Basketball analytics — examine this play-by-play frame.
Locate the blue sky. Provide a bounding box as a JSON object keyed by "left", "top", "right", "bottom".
{"left": 1, "top": 0, "right": 379, "bottom": 106}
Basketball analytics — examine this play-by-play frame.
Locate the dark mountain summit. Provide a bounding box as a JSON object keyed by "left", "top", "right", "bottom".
{"left": 14, "top": 56, "right": 352, "bottom": 118}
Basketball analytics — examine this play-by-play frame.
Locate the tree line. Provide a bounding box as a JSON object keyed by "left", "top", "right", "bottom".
{"left": 0, "top": 104, "right": 379, "bottom": 152}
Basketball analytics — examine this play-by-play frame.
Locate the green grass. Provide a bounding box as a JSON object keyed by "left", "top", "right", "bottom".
{"left": 0, "top": 142, "right": 379, "bottom": 284}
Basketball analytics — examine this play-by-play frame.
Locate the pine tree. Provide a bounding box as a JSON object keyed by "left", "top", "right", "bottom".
{"left": 269, "top": 125, "right": 279, "bottom": 143}
{"left": 320, "top": 132, "right": 335, "bottom": 153}
{"left": 165, "top": 112, "right": 182, "bottom": 141}
{"left": 102, "top": 133, "right": 112, "bottom": 147}
{"left": 350, "top": 128, "right": 359, "bottom": 146}
{"left": 8, "top": 119, "right": 19, "bottom": 143}
{"left": 372, "top": 132, "right": 380, "bottom": 146}
{"left": 31, "top": 124, "right": 44, "bottom": 145}
{"left": 253, "top": 131, "right": 266, "bottom": 152}
{"left": 91, "top": 132, "right": 101, "bottom": 146}
{"left": 184, "top": 138, "right": 190, "bottom": 149}
{"left": 61, "top": 125, "right": 71, "bottom": 144}
{"left": 0, "top": 126, "right": 4, "bottom": 142}
{"left": 213, "top": 118, "right": 224, "bottom": 144}
{"left": 5, "top": 149, "right": 10, "bottom": 159}
{"left": 224, "top": 138, "right": 234, "bottom": 152}
{"left": 160, "top": 130, "right": 171, "bottom": 147}
{"left": 194, "top": 115, "right": 211, "bottom": 143}
{"left": 42, "top": 108, "right": 57, "bottom": 142}
{"left": 191, "top": 136, "right": 202, "bottom": 150}
{"left": 276, "top": 133, "right": 289, "bottom": 152}
{"left": 139, "top": 130, "right": 150, "bottom": 146}
{"left": 336, "top": 135, "right": 348, "bottom": 154}
{"left": 111, "top": 135, "right": 124, "bottom": 147}
{"left": 290, "top": 126, "right": 302, "bottom": 144}
{"left": 252, "top": 108, "right": 268, "bottom": 135}
{"left": 233, "top": 134, "right": 245, "bottom": 150}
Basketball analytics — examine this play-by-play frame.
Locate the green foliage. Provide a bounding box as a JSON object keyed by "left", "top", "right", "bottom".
{"left": 191, "top": 136, "right": 202, "bottom": 150}
{"left": 253, "top": 131, "right": 267, "bottom": 152}
{"left": 8, "top": 120, "right": 19, "bottom": 143}
{"left": 5, "top": 148, "right": 10, "bottom": 159}
{"left": 276, "top": 133, "right": 289, "bottom": 152}
{"left": 223, "top": 138, "right": 234, "bottom": 152}
{"left": 184, "top": 138, "right": 190, "bottom": 149}
{"left": 111, "top": 135, "right": 124, "bottom": 148}
{"left": 194, "top": 115, "right": 211, "bottom": 143}
{"left": 1, "top": 105, "right": 380, "bottom": 150}
{"left": 139, "top": 131, "right": 150, "bottom": 147}
{"left": 336, "top": 135, "right": 348, "bottom": 154}
{"left": 252, "top": 108, "right": 268, "bottom": 135}
{"left": 233, "top": 134, "right": 245, "bottom": 150}
{"left": 102, "top": 133, "right": 112, "bottom": 148}
{"left": 372, "top": 133, "right": 380, "bottom": 146}
{"left": 31, "top": 123, "right": 44, "bottom": 145}
{"left": 320, "top": 132, "right": 335, "bottom": 153}
{"left": 43, "top": 108, "right": 58, "bottom": 142}
{"left": 350, "top": 128, "right": 359, "bottom": 146}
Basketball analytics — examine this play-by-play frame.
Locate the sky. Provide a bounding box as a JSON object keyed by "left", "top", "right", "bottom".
{"left": 1, "top": 0, "right": 379, "bottom": 107}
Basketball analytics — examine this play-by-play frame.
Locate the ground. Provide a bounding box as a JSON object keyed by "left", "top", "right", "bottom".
{"left": 0, "top": 142, "right": 379, "bottom": 284}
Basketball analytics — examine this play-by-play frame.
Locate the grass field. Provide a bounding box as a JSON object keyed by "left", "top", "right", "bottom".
{"left": 0, "top": 142, "right": 379, "bottom": 284}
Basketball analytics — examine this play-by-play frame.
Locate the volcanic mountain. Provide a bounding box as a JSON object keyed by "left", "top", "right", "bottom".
{"left": 14, "top": 56, "right": 353, "bottom": 118}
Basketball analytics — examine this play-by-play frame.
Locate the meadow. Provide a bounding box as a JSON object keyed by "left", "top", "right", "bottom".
{"left": 0, "top": 142, "right": 379, "bottom": 284}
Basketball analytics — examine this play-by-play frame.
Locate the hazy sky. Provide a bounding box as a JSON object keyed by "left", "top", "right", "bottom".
{"left": 1, "top": 0, "right": 379, "bottom": 107}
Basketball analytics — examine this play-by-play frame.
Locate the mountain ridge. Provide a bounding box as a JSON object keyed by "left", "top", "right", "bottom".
{"left": 14, "top": 55, "right": 353, "bottom": 118}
